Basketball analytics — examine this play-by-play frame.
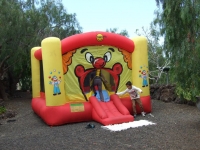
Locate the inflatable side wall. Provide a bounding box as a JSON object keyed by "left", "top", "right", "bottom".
{"left": 132, "top": 37, "right": 151, "bottom": 113}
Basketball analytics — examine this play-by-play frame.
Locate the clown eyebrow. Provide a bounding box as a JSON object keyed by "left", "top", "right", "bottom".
{"left": 108, "top": 48, "right": 115, "bottom": 52}
{"left": 81, "top": 48, "right": 88, "bottom": 53}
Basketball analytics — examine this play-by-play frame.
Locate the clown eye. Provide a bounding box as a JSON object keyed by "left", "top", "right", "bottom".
{"left": 85, "top": 52, "right": 94, "bottom": 63}
{"left": 103, "top": 51, "right": 111, "bottom": 62}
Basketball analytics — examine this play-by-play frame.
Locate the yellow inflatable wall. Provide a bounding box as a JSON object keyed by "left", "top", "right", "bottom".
{"left": 132, "top": 37, "right": 149, "bottom": 96}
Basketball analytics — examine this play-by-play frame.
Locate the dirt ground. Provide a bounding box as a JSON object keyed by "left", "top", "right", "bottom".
{"left": 1, "top": 92, "right": 200, "bottom": 150}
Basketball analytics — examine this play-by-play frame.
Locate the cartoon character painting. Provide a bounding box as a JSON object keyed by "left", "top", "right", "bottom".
{"left": 49, "top": 75, "right": 61, "bottom": 95}
{"left": 140, "top": 70, "right": 148, "bottom": 87}
{"left": 139, "top": 65, "right": 149, "bottom": 87}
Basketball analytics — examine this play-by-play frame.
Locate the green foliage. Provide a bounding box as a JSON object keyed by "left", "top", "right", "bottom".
{"left": 176, "top": 85, "right": 191, "bottom": 101}
{"left": 0, "top": 0, "right": 82, "bottom": 95}
{"left": 106, "top": 28, "right": 129, "bottom": 37}
{"left": 0, "top": 106, "right": 6, "bottom": 115}
{"left": 155, "top": 0, "right": 200, "bottom": 102}
{"left": 20, "top": 77, "right": 32, "bottom": 91}
{"left": 135, "top": 25, "right": 170, "bottom": 85}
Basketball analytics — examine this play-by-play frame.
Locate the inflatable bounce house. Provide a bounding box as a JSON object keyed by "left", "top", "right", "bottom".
{"left": 31, "top": 31, "right": 151, "bottom": 126}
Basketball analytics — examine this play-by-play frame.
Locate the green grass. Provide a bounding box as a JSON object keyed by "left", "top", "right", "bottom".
{"left": 0, "top": 106, "right": 6, "bottom": 115}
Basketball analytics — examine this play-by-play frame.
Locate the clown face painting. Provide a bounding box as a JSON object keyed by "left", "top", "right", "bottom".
{"left": 62, "top": 45, "right": 132, "bottom": 102}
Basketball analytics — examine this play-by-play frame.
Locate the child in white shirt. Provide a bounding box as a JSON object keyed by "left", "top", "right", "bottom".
{"left": 116, "top": 81, "right": 145, "bottom": 117}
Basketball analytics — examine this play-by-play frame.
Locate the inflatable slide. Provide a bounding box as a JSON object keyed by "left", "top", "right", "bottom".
{"left": 90, "top": 94, "right": 133, "bottom": 125}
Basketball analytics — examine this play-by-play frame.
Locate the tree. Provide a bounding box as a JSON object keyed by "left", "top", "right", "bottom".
{"left": 0, "top": 0, "right": 82, "bottom": 100}
{"left": 154, "top": 0, "right": 200, "bottom": 101}
{"left": 106, "top": 28, "right": 129, "bottom": 37}
{"left": 135, "top": 25, "right": 170, "bottom": 85}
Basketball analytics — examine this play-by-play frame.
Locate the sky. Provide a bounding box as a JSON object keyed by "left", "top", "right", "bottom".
{"left": 63, "top": 0, "right": 158, "bottom": 38}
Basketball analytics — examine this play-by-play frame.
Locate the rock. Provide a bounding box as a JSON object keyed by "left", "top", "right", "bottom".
{"left": 174, "top": 97, "right": 183, "bottom": 104}
{"left": 5, "top": 110, "right": 16, "bottom": 118}
{"left": 174, "top": 97, "right": 187, "bottom": 104}
{"left": 0, "top": 110, "right": 16, "bottom": 119}
{"left": 150, "top": 84, "right": 162, "bottom": 100}
{"left": 160, "top": 88, "right": 175, "bottom": 102}
{"left": 150, "top": 84, "right": 185, "bottom": 104}
{"left": 187, "top": 101, "right": 195, "bottom": 106}
{"left": 160, "top": 95, "right": 173, "bottom": 102}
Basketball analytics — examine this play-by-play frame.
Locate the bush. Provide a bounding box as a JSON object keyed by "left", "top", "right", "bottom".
{"left": 0, "top": 106, "right": 6, "bottom": 115}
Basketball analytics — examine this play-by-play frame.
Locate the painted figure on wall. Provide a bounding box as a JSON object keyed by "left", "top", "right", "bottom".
{"left": 49, "top": 75, "right": 61, "bottom": 95}
{"left": 140, "top": 70, "right": 148, "bottom": 87}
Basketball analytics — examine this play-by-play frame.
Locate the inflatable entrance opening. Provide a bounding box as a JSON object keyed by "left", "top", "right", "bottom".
{"left": 31, "top": 31, "right": 152, "bottom": 126}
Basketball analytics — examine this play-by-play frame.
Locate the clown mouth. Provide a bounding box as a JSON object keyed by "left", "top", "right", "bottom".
{"left": 75, "top": 63, "right": 123, "bottom": 101}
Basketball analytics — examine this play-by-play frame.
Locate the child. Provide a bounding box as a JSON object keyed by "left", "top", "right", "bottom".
{"left": 90, "top": 69, "right": 108, "bottom": 102}
{"left": 116, "top": 81, "right": 145, "bottom": 117}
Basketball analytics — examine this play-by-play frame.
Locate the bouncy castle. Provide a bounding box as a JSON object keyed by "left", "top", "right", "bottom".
{"left": 31, "top": 31, "right": 151, "bottom": 126}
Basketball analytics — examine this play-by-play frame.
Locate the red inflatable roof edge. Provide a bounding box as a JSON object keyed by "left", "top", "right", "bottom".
{"left": 34, "top": 31, "right": 135, "bottom": 60}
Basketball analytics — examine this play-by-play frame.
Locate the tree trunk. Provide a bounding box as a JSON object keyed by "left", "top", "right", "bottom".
{"left": 0, "top": 80, "right": 9, "bottom": 101}
{"left": 8, "top": 70, "right": 20, "bottom": 96}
